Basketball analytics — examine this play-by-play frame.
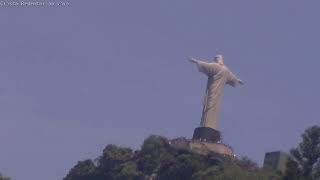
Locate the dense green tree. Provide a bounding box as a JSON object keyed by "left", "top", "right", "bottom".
{"left": 283, "top": 158, "right": 301, "bottom": 180}
{"left": 64, "top": 160, "right": 98, "bottom": 180}
{"left": 64, "top": 135, "right": 279, "bottom": 180}
{"left": 313, "top": 158, "right": 320, "bottom": 179}
{"left": 136, "top": 135, "right": 173, "bottom": 175}
{"left": 236, "top": 156, "right": 258, "bottom": 171}
{"left": 97, "top": 145, "right": 135, "bottom": 179}
{"left": 158, "top": 153, "right": 208, "bottom": 180}
{"left": 113, "top": 161, "right": 143, "bottom": 180}
{"left": 284, "top": 125, "right": 320, "bottom": 180}
{"left": 192, "top": 163, "right": 280, "bottom": 180}
{"left": 0, "top": 173, "right": 10, "bottom": 180}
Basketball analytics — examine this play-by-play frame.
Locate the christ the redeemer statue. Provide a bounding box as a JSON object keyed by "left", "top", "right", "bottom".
{"left": 189, "top": 54, "right": 243, "bottom": 140}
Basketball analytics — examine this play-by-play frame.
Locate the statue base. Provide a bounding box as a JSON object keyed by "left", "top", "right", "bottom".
{"left": 169, "top": 127, "right": 234, "bottom": 157}
{"left": 192, "top": 127, "right": 221, "bottom": 143}
{"left": 169, "top": 138, "right": 234, "bottom": 157}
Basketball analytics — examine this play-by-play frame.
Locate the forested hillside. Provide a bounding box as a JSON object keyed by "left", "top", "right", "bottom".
{"left": 64, "top": 135, "right": 280, "bottom": 180}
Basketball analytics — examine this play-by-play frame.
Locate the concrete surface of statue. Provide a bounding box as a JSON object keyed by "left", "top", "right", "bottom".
{"left": 189, "top": 54, "right": 243, "bottom": 130}
{"left": 169, "top": 54, "right": 243, "bottom": 157}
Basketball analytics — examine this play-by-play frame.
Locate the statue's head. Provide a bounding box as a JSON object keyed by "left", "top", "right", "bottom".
{"left": 214, "top": 54, "right": 224, "bottom": 65}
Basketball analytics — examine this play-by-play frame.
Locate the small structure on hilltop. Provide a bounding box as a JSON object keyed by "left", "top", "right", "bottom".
{"left": 263, "top": 151, "right": 289, "bottom": 173}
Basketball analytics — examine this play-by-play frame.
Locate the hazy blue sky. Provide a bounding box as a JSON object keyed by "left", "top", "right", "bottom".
{"left": 1, "top": 1, "right": 320, "bottom": 179}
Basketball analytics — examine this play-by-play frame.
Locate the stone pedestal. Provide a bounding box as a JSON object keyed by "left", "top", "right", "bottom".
{"left": 189, "top": 140, "right": 234, "bottom": 157}
{"left": 170, "top": 127, "right": 234, "bottom": 157}
{"left": 170, "top": 138, "right": 234, "bottom": 157}
{"left": 192, "top": 127, "right": 221, "bottom": 143}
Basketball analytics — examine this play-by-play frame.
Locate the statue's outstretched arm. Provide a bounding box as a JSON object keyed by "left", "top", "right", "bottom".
{"left": 188, "top": 57, "right": 199, "bottom": 64}
{"left": 227, "top": 71, "right": 244, "bottom": 87}
{"left": 188, "top": 57, "right": 218, "bottom": 76}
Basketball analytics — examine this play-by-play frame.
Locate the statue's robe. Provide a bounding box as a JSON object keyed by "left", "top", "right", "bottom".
{"left": 195, "top": 61, "right": 240, "bottom": 130}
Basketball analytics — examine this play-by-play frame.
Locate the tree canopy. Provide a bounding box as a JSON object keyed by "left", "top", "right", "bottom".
{"left": 0, "top": 173, "right": 10, "bottom": 180}
{"left": 64, "top": 135, "right": 278, "bottom": 180}
{"left": 284, "top": 125, "right": 320, "bottom": 180}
